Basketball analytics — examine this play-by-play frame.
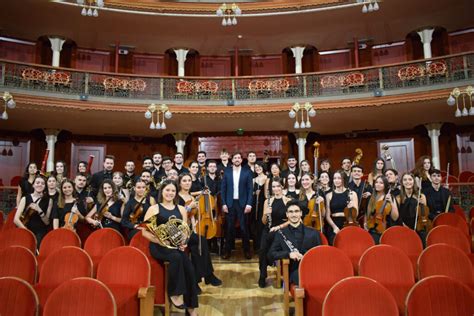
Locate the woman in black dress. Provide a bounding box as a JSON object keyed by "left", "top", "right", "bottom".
{"left": 252, "top": 162, "right": 268, "bottom": 251}
{"left": 16, "top": 162, "right": 38, "bottom": 207}
{"left": 14, "top": 175, "right": 52, "bottom": 247}
{"left": 188, "top": 161, "right": 204, "bottom": 197}
{"left": 53, "top": 179, "right": 82, "bottom": 230}
{"left": 86, "top": 179, "right": 123, "bottom": 232}
{"left": 283, "top": 172, "right": 299, "bottom": 200}
{"left": 259, "top": 177, "right": 292, "bottom": 288}
{"left": 143, "top": 180, "right": 199, "bottom": 316}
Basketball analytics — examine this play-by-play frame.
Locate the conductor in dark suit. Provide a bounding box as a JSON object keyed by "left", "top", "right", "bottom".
{"left": 268, "top": 200, "right": 321, "bottom": 285}
{"left": 221, "top": 152, "right": 254, "bottom": 259}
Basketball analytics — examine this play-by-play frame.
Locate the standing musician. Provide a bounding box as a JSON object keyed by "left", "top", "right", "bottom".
{"left": 196, "top": 151, "right": 207, "bottom": 169}
{"left": 348, "top": 165, "right": 373, "bottom": 221}
{"left": 367, "top": 158, "right": 386, "bottom": 187}
{"left": 74, "top": 173, "right": 95, "bottom": 243}
{"left": 46, "top": 175, "right": 59, "bottom": 208}
{"left": 423, "top": 169, "right": 453, "bottom": 219}
{"left": 252, "top": 162, "right": 268, "bottom": 252}
{"left": 385, "top": 168, "right": 401, "bottom": 197}
{"left": 113, "top": 171, "right": 130, "bottom": 203}
{"left": 142, "top": 156, "right": 154, "bottom": 171}
{"left": 297, "top": 160, "right": 311, "bottom": 181}
{"left": 298, "top": 173, "right": 324, "bottom": 216}
{"left": 221, "top": 152, "right": 254, "bottom": 260}
{"left": 53, "top": 179, "right": 82, "bottom": 230}
{"left": 121, "top": 179, "right": 156, "bottom": 240}
{"left": 268, "top": 200, "right": 321, "bottom": 285}
{"left": 205, "top": 160, "right": 221, "bottom": 253}
{"left": 86, "top": 179, "right": 123, "bottom": 232}
{"left": 14, "top": 176, "right": 53, "bottom": 247}
{"left": 325, "top": 171, "right": 358, "bottom": 245}
{"left": 259, "top": 177, "right": 292, "bottom": 288}
{"left": 365, "top": 176, "right": 399, "bottom": 244}
{"left": 281, "top": 155, "right": 299, "bottom": 180}
{"left": 283, "top": 172, "right": 299, "bottom": 200}
{"left": 76, "top": 160, "right": 91, "bottom": 184}
{"left": 167, "top": 169, "right": 179, "bottom": 182}
{"left": 151, "top": 152, "right": 165, "bottom": 182}
{"left": 173, "top": 152, "right": 189, "bottom": 175}
{"left": 53, "top": 160, "right": 67, "bottom": 187}
{"left": 413, "top": 155, "right": 434, "bottom": 191}
{"left": 161, "top": 156, "right": 175, "bottom": 179}
{"left": 177, "top": 174, "right": 223, "bottom": 288}
{"left": 341, "top": 157, "right": 352, "bottom": 186}
{"left": 142, "top": 180, "right": 199, "bottom": 315}
{"left": 265, "top": 163, "right": 282, "bottom": 198}
{"left": 397, "top": 173, "right": 430, "bottom": 245}
{"left": 320, "top": 159, "right": 333, "bottom": 179}
{"left": 318, "top": 171, "right": 332, "bottom": 195}
{"left": 246, "top": 151, "right": 257, "bottom": 176}
{"left": 123, "top": 160, "right": 138, "bottom": 189}
{"left": 217, "top": 149, "right": 230, "bottom": 176}
{"left": 16, "top": 162, "right": 38, "bottom": 207}
{"left": 188, "top": 161, "right": 204, "bottom": 196}
{"left": 90, "top": 155, "right": 115, "bottom": 197}
{"left": 137, "top": 169, "right": 159, "bottom": 200}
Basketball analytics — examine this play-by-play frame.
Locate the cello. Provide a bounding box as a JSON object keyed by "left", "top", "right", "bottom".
{"left": 366, "top": 189, "right": 392, "bottom": 234}
{"left": 343, "top": 190, "right": 359, "bottom": 227}
{"left": 197, "top": 167, "right": 217, "bottom": 240}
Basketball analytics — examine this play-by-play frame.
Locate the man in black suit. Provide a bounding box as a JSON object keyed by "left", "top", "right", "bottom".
{"left": 221, "top": 152, "right": 254, "bottom": 259}
{"left": 90, "top": 155, "right": 115, "bottom": 197}
{"left": 281, "top": 155, "right": 299, "bottom": 179}
{"left": 423, "top": 169, "right": 453, "bottom": 220}
{"left": 268, "top": 200, "right": 321, "bottom": 285}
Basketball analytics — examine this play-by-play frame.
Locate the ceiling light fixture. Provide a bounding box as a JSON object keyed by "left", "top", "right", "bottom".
{"left": 216, "top": 3, "right": 242, "bottom": 26}
{"left": 447, "top": 86, "right": 474, "bottom": 117}
{"left": 1, "top": 92, "right": 15, "bottom": 120}
{"left": 77, "top": 0, "right": 104, "bottom": 17}
{"left": 289, "top": 102, "right": 316, "bottom": 129}
{"left": 145, "top": 104, "right": 172, "bottom": 130}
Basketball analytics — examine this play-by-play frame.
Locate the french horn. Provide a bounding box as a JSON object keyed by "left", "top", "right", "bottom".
{"left": 145, "top": 215, "right": 191, "bottom": 249}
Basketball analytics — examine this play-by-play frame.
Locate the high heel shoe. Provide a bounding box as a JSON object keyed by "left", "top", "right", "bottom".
{"left": 170, "top": 296, "right": 186, "bottom": 310}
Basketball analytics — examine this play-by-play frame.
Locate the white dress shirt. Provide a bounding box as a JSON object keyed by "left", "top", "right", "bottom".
{"left": 233, "top": 166, "right": 241, "bottom": 199}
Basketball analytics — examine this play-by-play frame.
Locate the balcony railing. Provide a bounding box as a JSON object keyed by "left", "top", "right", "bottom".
{"left": 0, "top": 52, "right": 473, "bottom": 103}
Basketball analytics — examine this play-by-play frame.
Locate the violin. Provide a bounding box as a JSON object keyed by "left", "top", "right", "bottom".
{"left": 93, "top": 196, "right": 112, "bottom": 226}
{"left": 367, "top": 189, "right": 392, "bottom": 234}
{"left": 20, "top": 196, "right": 42, "bottom": 225}
{"left": 304, "top": 190, "right": 325, "bottom": 232}
{"left": 129, "top": 196, "right": 146, "bottom": 224}
{"left": 63, "top": 200, "right": 79, "bottom": 231}
{"left": 197, "top": 167, "right": 217, "bottom": 239}
{"left": 343, "top": 190, "right": 359, "bottom": 228}
{"left": 414, "top": 178, "right": 432, "bottom": 232}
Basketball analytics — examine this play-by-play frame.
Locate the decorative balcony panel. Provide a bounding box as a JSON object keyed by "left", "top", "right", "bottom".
{"left": 0, "top": 52, "right": 472, "bottom": 103}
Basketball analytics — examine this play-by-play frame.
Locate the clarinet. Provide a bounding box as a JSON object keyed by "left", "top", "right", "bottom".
{"left": 278, "top": 229, "right": 300, "bottom": 254}
{"left": 267, "top": 196, "right": 272, "bottom": 229}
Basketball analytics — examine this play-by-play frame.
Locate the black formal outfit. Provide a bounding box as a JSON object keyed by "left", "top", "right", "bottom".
{"left": 423, "top": 185, "right": 453, "bottom": 220}
{"left": 268, "top": 224, "right": 321, "bottom": 285}
{"left": 177, "top": 197, "right": 215, "bottom": 284}
{"left": 327, "top": 190, "right": 349, "bottom": 245}
{"left": 22, "top": 195, "right": 51, "bottom": 247}
{"left": 90, "top": 170, "right": 113, "bottom": 196}
{"left": 252, "top": 181, "right": 266, "bottom": 251}
{"left": 348, "top": 180, "right": 373, "bottom": 221}
{"left": 149, "top": 204, "right": 199, "bottom": 309}
{"left": 399, "top": 195, "right": 428, "bottom": 246}
{"left": 152, "top": 166, "right": 166, "bottom": 184}
{"left": 123, "top": 173, "right": 139, "bottom": 188}
{"left": 174, "top": 165, "right": 189, "bottom": 175}
{"left": 121, "top": 196, "right": 152, "bottom": 240}
{"left": 285, "top": 190, "right": 299, "bottom": 200}
{"left": 259, "top": 197, "right": 287, "bottom": 281}
{"left": 53, "top": 201, "right": 75, "bottom": 228}
{"left": 19, "top": 178, "right": 34, "bottom": 199}
{"left": 191, "top": 178, "right": 204, "bottom": 194}
{"left": 75, "top": 188, "right": 95, "bottom": 244}
{"left": 94, "top": 200, "right": 123, "bottom": 232}
{"left": 281, "top": 167, "right": 299, "bottom": 180}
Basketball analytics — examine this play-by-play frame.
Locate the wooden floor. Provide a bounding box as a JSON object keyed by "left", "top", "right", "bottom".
{"left": 154, "top": 252, "right": 285, "bottom": 316}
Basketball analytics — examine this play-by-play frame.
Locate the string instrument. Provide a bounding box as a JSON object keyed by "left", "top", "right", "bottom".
{"left": 39, "top": 149, "right": 50, "bottom": 177}
{"left": 366, "top": 189, "right": 392, "bottom": 234}
{"left": 214, "top": 192, "right": 224, "bottom": 238}
{"left": 197, "top": 167, "right": 217, "bottom": 239}
{"left": 343, "top": 190, "right": 359, "bottom": 227}
{"left": 63, "top": 199, "right": 79, "bottom": 231}
{"left": 185, "top": 195, "right": 201, "bottom": 218}
{"left": 381, "top": 145, "right": 397, "bottom": 170}
{"left": 304, "top": 190, "right": 324, "bottom": 232}
{"left": 129, "top": 196, "right": 147, "bottom": 224}
{"left": 357, "top": 181, "right": 369, "bottom": 221}
{"left": 93, "top": 196, "right": 113, "bottom": 225}
{"left": 444, "top": 163, "right": 452, "bottom": 213}
{"left": 414, "top": 178, "right": 432, "bottom": 232}
{"left": 85, "top": 186, "right": 95, "bottom": 212}
{"left": 20, "top": 196, "right": 42, "bottom": 225}
{"left": 86, "top": 155, "right": 94, "bottom": 175}
{"left": 266, "top": 195, "right": 273, "bottom": 229}
{"left": 349, "top": 148, "right": 363, "bottom": 183}
{"left": 313, "top": 141, "right": 320, "bottom": 179}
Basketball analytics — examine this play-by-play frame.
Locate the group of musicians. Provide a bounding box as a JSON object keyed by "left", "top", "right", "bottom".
{"left": 12, "top": 148, "right": 454, "bottom": 315}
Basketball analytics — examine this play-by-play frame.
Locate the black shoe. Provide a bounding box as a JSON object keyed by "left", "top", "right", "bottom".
{"left": 244, "top": 251, "right": 252, "bottom": 260}
{"left": 258, "top": 277, "right": 266, "bottom": 288}
{"left": 205, "top": 274, "right": 223, "bottom": 286}
{"left": 170, "top": 297, "right": 186, "bottom": 310}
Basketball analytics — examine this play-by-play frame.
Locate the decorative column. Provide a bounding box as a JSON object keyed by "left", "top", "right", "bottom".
{"left": 174, "top": 49, "right": 189, "bottom": 77}
{"left": 290, "top": 46, "right": 305, "bottom": 74}
{"left": 417, "top": 28, "right": 434, "bottom": 59}
{"left": 44, "top": 129, "right": 60, "bottom": 172}
{"left": 295, "top": 132, "right": 308, "bottom": 164}
{"left": 173, "top": 133, "right": 189, "bottom": 154}
{"left": 425, "top": 123, "right": 443, "bottom": 169}
{"left": 48, "top": 37, "right": 65, "bottom": 67}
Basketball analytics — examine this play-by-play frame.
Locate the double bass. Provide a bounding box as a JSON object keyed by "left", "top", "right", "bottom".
{"left": 197, "top": 167, "right": 217, "bottom": 239}
{"left": 366, "top": 189, "right": 392, "bottom": 234}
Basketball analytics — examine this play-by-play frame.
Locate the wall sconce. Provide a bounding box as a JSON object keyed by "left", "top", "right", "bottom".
{"left": 2, "top": 92, "right": 16, "bottom": 120}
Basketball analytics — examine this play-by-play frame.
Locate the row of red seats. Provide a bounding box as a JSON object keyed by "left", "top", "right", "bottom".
{"left": 0, "top": 227, "right": 169, "bottom": 315}
{"left": 0, "top": 245, "right": 154, "bottom": 316}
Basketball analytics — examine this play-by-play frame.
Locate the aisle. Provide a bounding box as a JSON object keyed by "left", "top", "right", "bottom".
{"left": 156, "top": 254, "right": 285, "bottom": 315}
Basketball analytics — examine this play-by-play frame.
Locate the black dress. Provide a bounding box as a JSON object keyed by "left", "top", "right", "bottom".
{"left": 95, "top": 200, "right": 123, "bottom": 232}
{"left": 19, "top": 178, "right": 34, "bottom": 199}
{"left": 53, "top": 201, "right": 75, "bottom": 228}
{"left": 259, "top": 197, "right": 287, "bottom": 280}
{"left": 327, "top": 190, "right": 349, "bottom": 245}
{"left": 23, "top": 195, "right": 51, "bottom": 248}
{"left": 149, "top": 204, "right": 199, "bottom": 308}
{"left": 252, "top": 181, "right": 266, "bottom": 251}
{"left": 285, "top": 190, "right": 299, "bottom": 200}
{"left": 399, "top": 196, "right": 428, "bottom": 246}
{"left": 121, "top": 196, "right": 152, "bottom": 240}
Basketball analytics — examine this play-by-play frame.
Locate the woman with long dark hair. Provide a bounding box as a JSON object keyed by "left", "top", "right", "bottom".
{"left": 16, "top": 162, "right": 38, "bottom": 207}
{"left": 367, "top": 158, "right": 386, "bottom": 187}
{"left": 412, "top": 155, "right": 434, "bottom": 191}
{"left": 86, "top": 179, "right": 123, "bottom": 232}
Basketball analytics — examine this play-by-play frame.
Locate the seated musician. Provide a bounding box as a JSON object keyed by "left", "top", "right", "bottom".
{"left": 143, "top": 180, "right": 199, "bottom": 316}
{"left": 384, "top": 168, "right": 401, "bottom": 197}
{"left": 14, "top": 175, "right": 53, "bottom": 247}
{"left": 268, "top": 200, "right": 321, "bottom": 286}
{"left": 423, "top": 169, "right": 453, "bottom": 220}
{"left": 53, "top": 179, "right": 83, "bottom": 230}
{"left": 85, "top": 179, "right": 123, "bottom": 232}
{"left": 365, "top": 176, "right": 399, "bottom": 244}
{"left": 121, "top": 179, "right": 156, "bottom": 240}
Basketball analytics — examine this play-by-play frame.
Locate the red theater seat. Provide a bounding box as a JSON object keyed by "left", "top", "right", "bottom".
{"left": 37, "top": 228, "right": 81, "bottom": 273}
{"left": 0, "top": 276, "right": 39, "bottom": 316}
{"left": 359, "top": 245, "right": 415, "bottom": 314}
{"left": 333, "top": 226, "right": 374, "bottom": 274}
{"left": 96, "top": 246, "right": 155, "bottom": 316}
{"left": 294, "top": 246, "right": 354, "bottom": 316}
{"left": 433, "top": 212, "right": 469, "bottom": 237}
{"left": 0, "top": 227, "right": 37, "bottom": 252}
{"left": 427, "top": 225, "right": 471, "bottom": 254}
{"left": 84, "top": 228, "right": 125, "bottom": 276}
{"left": 380, "top": 226, "right": 423, "bottom": 276}
{"left": 43, "top": 278, "right": 116, "bottom": 316}
{"left": 322, "top": 277, "right": 398, "bottom": 316}
{"left": 35, "top": 246, "right": 93, "bottom": 314}
{"left": 0, "top": 246, "right": 37, "bottom": 284}
{"left": 406, "top": 276, "right": 474, "bottom": 316}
